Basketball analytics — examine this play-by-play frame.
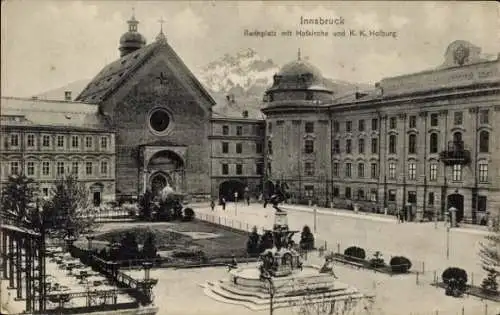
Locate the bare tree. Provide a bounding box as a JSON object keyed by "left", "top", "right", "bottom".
{"left": 478, "top": 211, "right": 500, "bottom": 293}
{"left": 42, "top": 174, "right": 98, "bottom": 240}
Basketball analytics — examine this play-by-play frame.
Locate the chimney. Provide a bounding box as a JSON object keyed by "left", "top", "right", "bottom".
{"left": 64, "top": 91, "right": 72, "bottom": 101}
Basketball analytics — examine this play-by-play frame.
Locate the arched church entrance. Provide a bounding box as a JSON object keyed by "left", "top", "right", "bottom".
{"left": 219, "top": 180, "right": 246, "bottom": 202}
{"left": 147, "top": 150, "right": 185, "bottom": 196}
{"left": 447, "top": 193, "right": 464, "bottom": 223}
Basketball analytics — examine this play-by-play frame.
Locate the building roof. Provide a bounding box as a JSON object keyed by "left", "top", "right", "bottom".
{"left": 76, "top": 39, "right": 216, "bottom": 107}
{"left": 0, "top": 97, "right": 109, "bottom": 131}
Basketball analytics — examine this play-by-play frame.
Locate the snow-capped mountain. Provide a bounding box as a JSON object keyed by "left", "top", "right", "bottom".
{"left": 35, "top": 48, "right": 372, "bottom": 119}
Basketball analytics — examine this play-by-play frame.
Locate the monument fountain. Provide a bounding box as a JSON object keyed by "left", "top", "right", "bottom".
{"left": 202, "top": 181, "right": 366, "bottom": 312}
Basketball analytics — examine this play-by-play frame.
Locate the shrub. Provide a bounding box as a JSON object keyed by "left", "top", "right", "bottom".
{"left": 343, "top": 246, "right": 366, "bottom": 261}
{"left": 299, "top": 225, "right": 315, "bottom": 250}
{"left": 142, "top": 232, "right": 158, "bottom": 259}
{"left": 481, "top": 268, "right": 498, "bottom": 295}
{"left": 183, "top": 208, "right": 195, "bottom": 221}
{"left": 259, "top": 231, "right": 274, "bottom": 253}
{"left": 246, "top": 226, "right": 260, "bottom": 256}
{"left": 442, "top": 267, "right": 468, "bottom": 296}
{"left": 389, "top": 256, "right": 412, "bottom": 273}
{"left": 369, "top": 251, "right": 385, "bottom": 268}
{"left": 138, "top": 190, "right": 154, "bottom": 220}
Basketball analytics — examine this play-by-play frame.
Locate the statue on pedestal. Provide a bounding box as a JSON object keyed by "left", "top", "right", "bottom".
{"left": 264, "top": 180, "right": 290, "bottom": 213}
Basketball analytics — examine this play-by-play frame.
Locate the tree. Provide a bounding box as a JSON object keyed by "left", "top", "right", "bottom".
{"left": 1, "top": 174, "right": 38, "bottom": 225}
{"left": 119, "top": 231, "right": 140, "bottom": 261}
{"left": 138, "top": 190, "right": 154, "bottom": 220}
{"left": 479, "top": 212, "right": 500, "bottom": 294}
{"left": 42, "top": 174, "right": 97, "bottom": 240}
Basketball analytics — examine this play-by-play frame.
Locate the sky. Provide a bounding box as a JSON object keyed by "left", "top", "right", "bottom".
{"left": 1, "top": 1, "right": 498, "bottom": 97}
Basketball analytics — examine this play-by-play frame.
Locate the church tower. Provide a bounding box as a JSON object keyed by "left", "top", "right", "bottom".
{"left": 119, "top": 12, "right": 146, "bottom": 57}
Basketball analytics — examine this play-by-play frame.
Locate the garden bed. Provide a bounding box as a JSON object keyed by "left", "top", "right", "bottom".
{"left": 332, "top": 253, "right": 412, "bottom": 275}
{"left": 89, "top": 220, "right": 249, "bottom": 264}
{"left": 433, "top": 282, "right": 500, "bottom": 302}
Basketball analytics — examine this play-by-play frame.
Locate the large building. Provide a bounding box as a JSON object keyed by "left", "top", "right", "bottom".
{"left": 1, "top": 14, "right": 498, "bottom": 224}
{"left": 0, "top": 96, "right": 116, "bottom": 205}
{"left": 262, "top": 40, "right": 500, "bottom": 224}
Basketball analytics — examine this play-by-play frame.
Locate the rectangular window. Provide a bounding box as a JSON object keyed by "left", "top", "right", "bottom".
{"left": 346, "top": 121, "right": 352, "bottom": 133}
{"left": 389, "top": 117, "right": 397, "bottom": 129}
{"left": 100, "top": 161, "right": 108, "bottom": 175}
{"left": 85, "top": 162, "right": 93, "bottom": 175}
{"left": 333, "top": 121, "right": 340, "bottom": 132}
{"left": 268, "top": 122, "right": 272, "bottom": 133}
{"left": 408, "top": 162, "right": 416, "bottom": 180}
{"left": 430, "top": 164, "right": 438, "bottom": 181}
{"left": 479, "top": 163, "right": 488, "bottom": 182}
{"left": 333, "top": 187, "right": 339, "bottom": 197}
{"left": 72, "top": 161, "right": 79, "bottom": 175}
{"left": 57, "top": 135, "right": 65, "bottom": 148}
{"left": 256, "top": 163, "right": 264, "bottom": 175}
{"left": 305, "top": 122, "right": 314, "bottom": 133}
{"left": 85, "top": 136, "right": 92, "bottom": 148}
{"left": 358, "top": 163, "right": 365, "bottom": 178}
{"left": 358, "top": 139, "right": 365, "bottom": 154}
{"left": 236, "top": 143, "right": 243, "bottom": 154}
{"left": 371, "top": 138, "right": 378, "bottom": 154}
{"left": 409, "top": 115, "right": 417, "bottom": 128}
{"left": 236, "top": 126, "right": 243, "bottom": 136}
{"left": 428, "top": 192, "right": 435, "bottom": 205}
{"left": 357, "top": 189, "right": 365, "bottom": 200}
{"left": 42, "top": 161, "right": 50, "bottom": 176}
{"left": 480, "top": 109, "right": 489, "bottom": 124}
{"left": 345, "top": 163, "right": 352, "bottom": 178}
{"left": 358, "top": 120, "right": 365, "bottom": 132}
{"left": 370, "top": 189, "right": 378, "bottom": 202}
{"left": 454, "top": 111, "right": 463, "bottom": 125}
{"left": 304, "top": 185, "right": 314, "bottom": 198}
{"left": 430, "top": 113, "right": 439, "bottom": 127}
{"left": 222, "top": 125, "right": 229, "bottom": 135}
{"left": 27, "top": 134, "right": 35, "bottom": 147}
{"left": 305, "top": 162, "right": 315, "bottom": 176}
{"left": 236, "top": 164, "right": 243, "bottom": 175}
{"left": 389, "top": 135, "right": 397, "bottom": 154}
{"left": 71, "top": 135, "right": 79, "bottom": 148}
{"left": 42, "top": 135, "right": 50, "bottom": 147}
{"left": 408, "top": 191, "right": 417, "bottom": 204}
{"left": 10, "top": 134, "right": 19, "bottom": 146}
{"left": 222, "top": 142, "right": 229, "bottom": 153}
{"left": 276, "top": 120, "right": 284, "bottom": 126}
{"left": 371, "top": 163, "right": 378, "bottom": 179}
{"left": 56, "top": 161, "right": 65, "bottom": 176}
{"left": 346, "top": 139, "right": 352, "bottom": 154}
{"left": 42, "top": 188, "right": 49, "bottom": 197}
{"left": 304, "top": 140, "right": 314, "bottom": 154}
{"left": 478, "top": 196, "right": 487, "bottom": 212}
{"left": 256, "top": 142, "right": 263, "bottom": 154}
{"left": 408, "top": 135, "right": 417, "bottom": 154}
{"left": 26, "top": 161, "right": 34, "bottom": 176}
{"left": 388, "top": 163, "right": 396, "bottom": 179}
{"left": 452, "top": 164, "right": 462, "bottom": 181}
{"left": 222, "top": 163, "right": 228, "bottom": 175}
{"left": 268, "top": 141, "right": 273, "bottom": 155}
{"left": 371, "top": 118, "right": 378, "bottom": 131}
{"left": 333, "top": 163, "right": 339, "bottom": 177}
{"left": 388, "top": 190, "right": 396, "bottom": 202}
{"left": 101, "top": 137, "right": 108, "bottom": 149}
{"left": 345, "top": 187, "right": 351, "bottom": 199}
{"left": 333, "top": 140, "right": 340, "bottom": 154}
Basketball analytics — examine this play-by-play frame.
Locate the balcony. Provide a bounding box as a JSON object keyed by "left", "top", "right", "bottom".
{"left": 439, "top": 141, "right": 471, "bottom": 166}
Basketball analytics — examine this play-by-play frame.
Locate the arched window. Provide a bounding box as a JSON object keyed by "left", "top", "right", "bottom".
{"left": 408, "top": 134, "right": 417, "bottom": 154}
{"left": 479, "top": 131, "right": 489, "bottom": 153}
{"left": 429, "top": 133, "right": 439, "bottom": 153}
{"left": 453, "top": 132, "right": 463, "bottom": 151}
{"left": 453, "top": 132, "right": 462, "bottom": 143}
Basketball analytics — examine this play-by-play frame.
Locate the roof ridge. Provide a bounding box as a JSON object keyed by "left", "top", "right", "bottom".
{"left": 1, "top": 96, "right": 96, "bottom": 105}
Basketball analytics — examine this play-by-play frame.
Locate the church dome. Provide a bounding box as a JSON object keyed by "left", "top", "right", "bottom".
{"left": 277, "top": 59, "right": 323, "bottom": 82}
{"left": 118, "top": 14, "right": 146, "bottom": 57}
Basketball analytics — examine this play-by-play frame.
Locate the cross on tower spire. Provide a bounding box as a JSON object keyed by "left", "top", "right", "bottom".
{"left": 156, "top": 17, "right": 167, "bottom": 42}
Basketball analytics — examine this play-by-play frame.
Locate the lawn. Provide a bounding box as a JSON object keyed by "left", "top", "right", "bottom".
{"left": 93, "top": 219, "right": 249, "bottom": 261}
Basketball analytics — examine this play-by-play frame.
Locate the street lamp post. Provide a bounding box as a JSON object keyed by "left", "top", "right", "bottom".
{"left": 234, "top": 192, "right": 238, "bottom": 216}
{"left": 445, "top": 210, "right": 450, "bottom": 260}
{"left": 313, "top": 206, "right": 317, "bottom": 234}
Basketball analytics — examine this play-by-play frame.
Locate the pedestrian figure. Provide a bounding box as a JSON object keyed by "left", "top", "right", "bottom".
{"left": 221, "top": 197, "right": 226, "bottom": 210}
{"left": 246, "top": 195, "right": 250, "bottom": 206}
{"left": 210, "top": 199, "right": 215, "bottom": 211}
